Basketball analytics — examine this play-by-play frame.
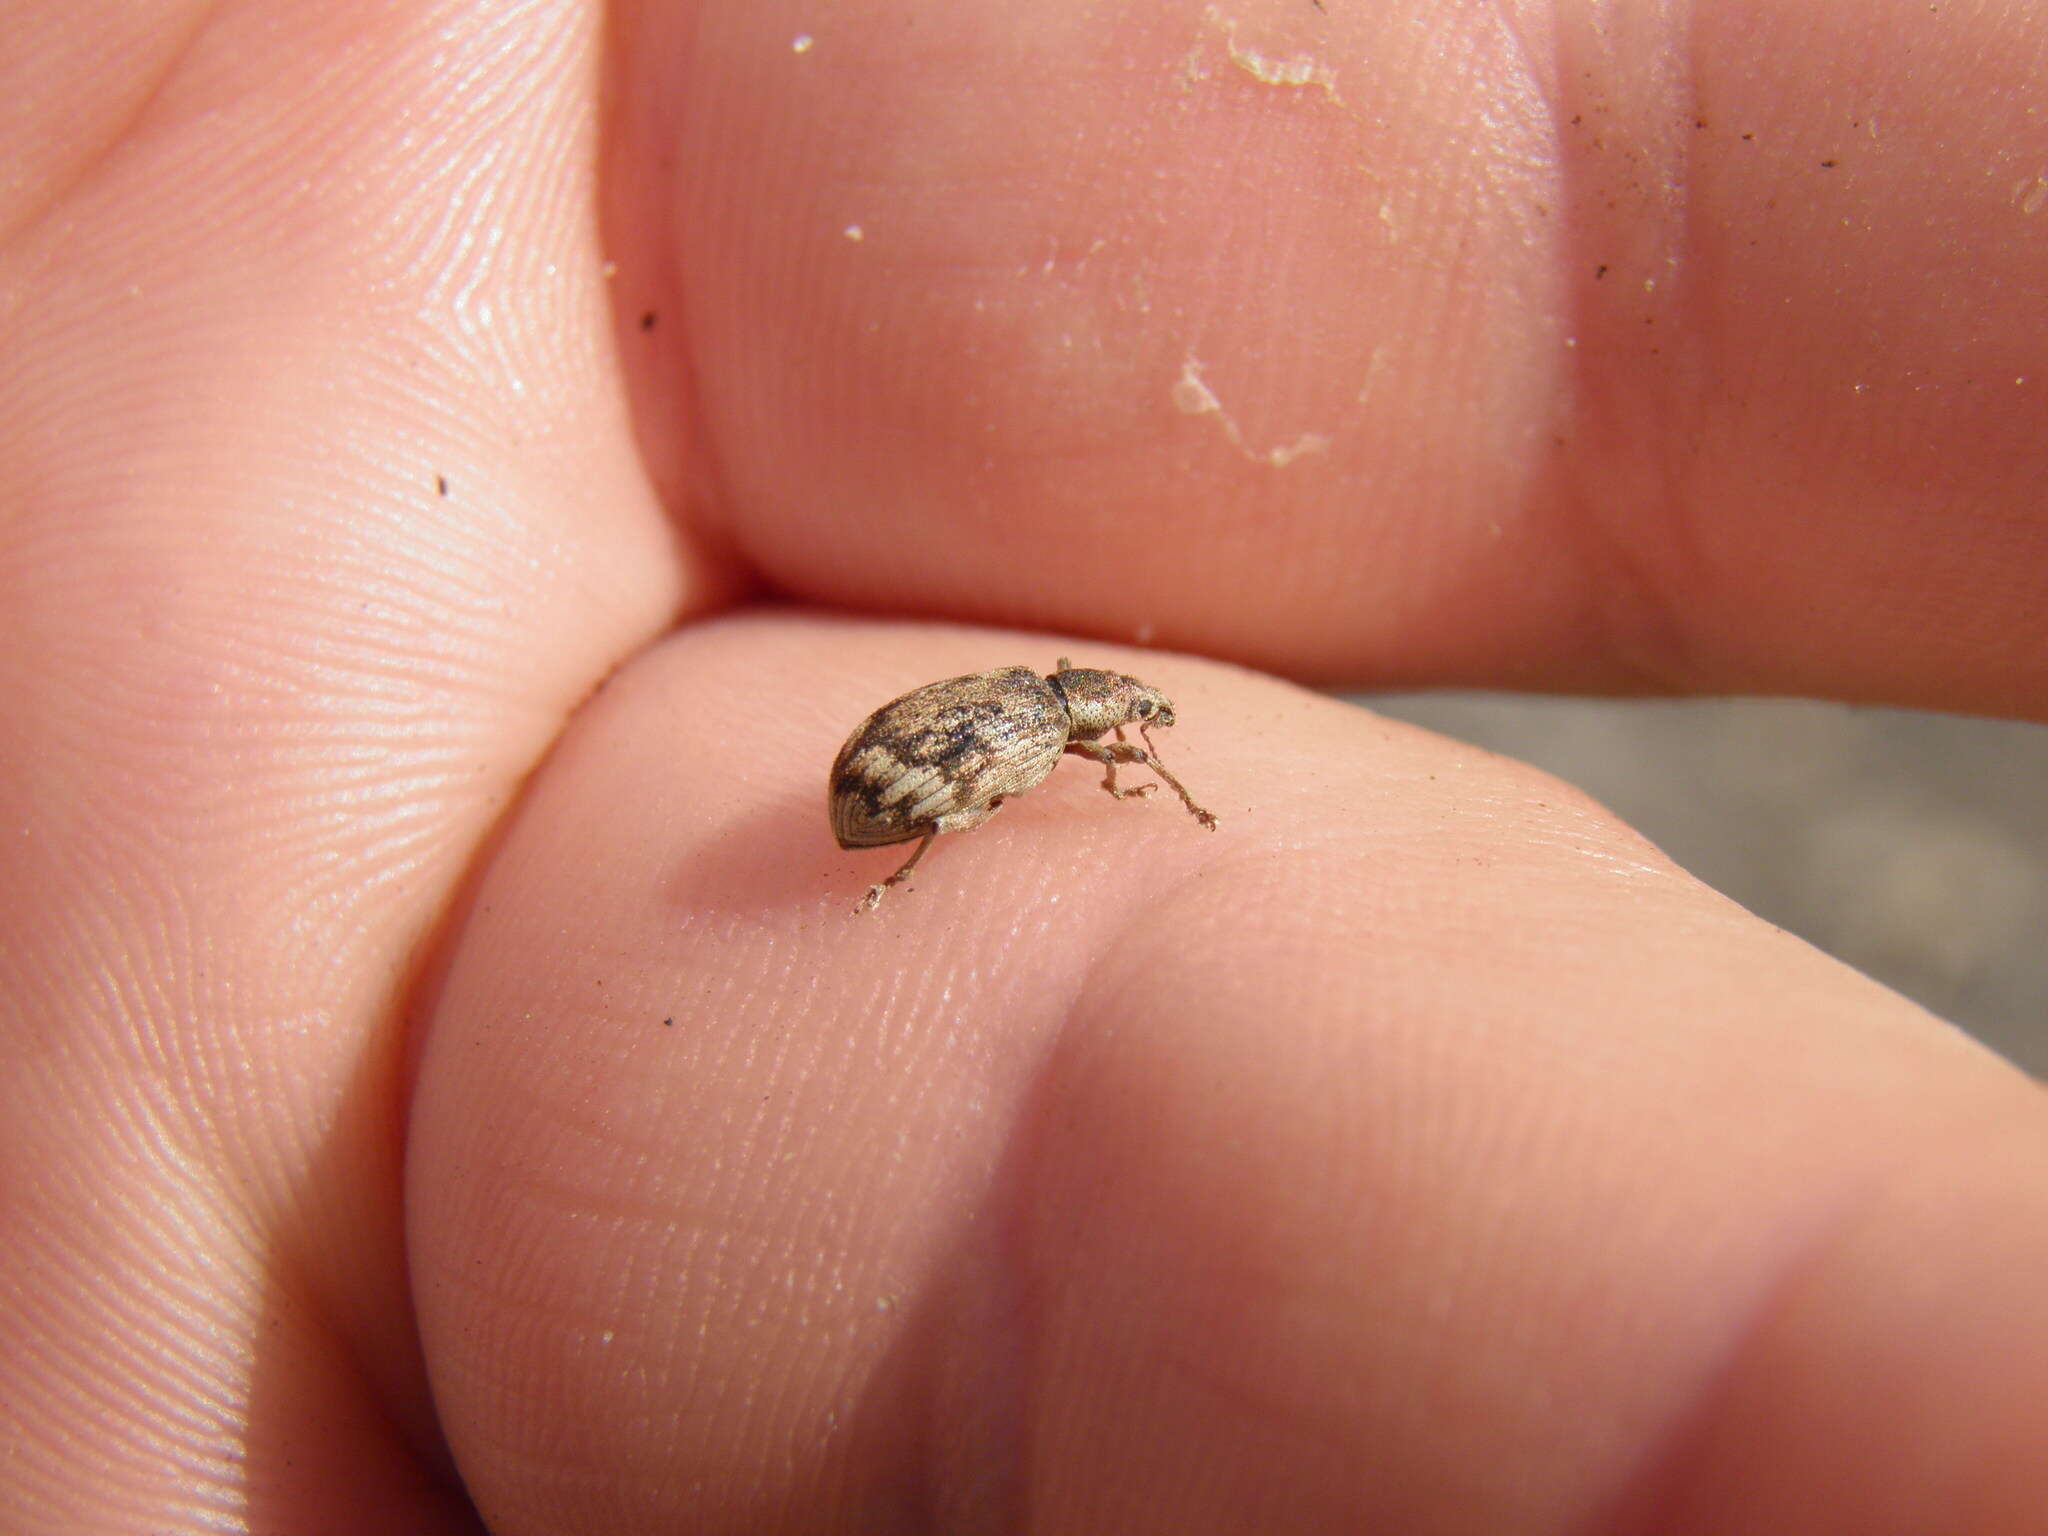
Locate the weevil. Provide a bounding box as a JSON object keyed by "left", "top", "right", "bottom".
{"left": 830, "top": 657, "right": 1218, "bottom": 912}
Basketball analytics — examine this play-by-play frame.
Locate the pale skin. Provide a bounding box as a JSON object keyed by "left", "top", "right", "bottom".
{"left": 6, "top": 2, "right": 2048, "bottom": 1532}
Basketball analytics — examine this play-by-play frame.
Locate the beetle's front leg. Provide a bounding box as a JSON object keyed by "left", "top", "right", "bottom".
{"left": 1063, "top": 741, "right": 1217, "bottom": 829}
{"left": 1068, "top": 736, "right": 1157, "bottom": 801}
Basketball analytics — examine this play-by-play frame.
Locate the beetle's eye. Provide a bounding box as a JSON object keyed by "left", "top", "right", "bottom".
{"left": 1135, "top": 699, "right": 1155, "bottom": 717}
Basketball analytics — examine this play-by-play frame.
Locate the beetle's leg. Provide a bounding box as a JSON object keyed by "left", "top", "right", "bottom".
{"left": 860, "top": 827, "right": 936, "bottom": 912}
{"left": 1065, "top": 737, "right": 1155, "bottom": 800}
{"left": 858, "top": 801, "right": 1008, "bottom": 913}
{"left": 1063, "top": 741, "right": 1217, "bottom": 829}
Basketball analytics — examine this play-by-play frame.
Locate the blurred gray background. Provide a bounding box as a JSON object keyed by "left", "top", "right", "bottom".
{"left": 1357, "top": 694, "right": 2048, "bottom": 1077}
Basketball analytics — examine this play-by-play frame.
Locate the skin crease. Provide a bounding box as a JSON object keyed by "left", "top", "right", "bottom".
{"left": 0, "top": 1, "right": 2045, "bottom": 1533}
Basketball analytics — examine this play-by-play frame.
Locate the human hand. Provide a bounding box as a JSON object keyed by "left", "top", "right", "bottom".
{"left": 4, "top": 3, "right": 2045, "bottom": 1533}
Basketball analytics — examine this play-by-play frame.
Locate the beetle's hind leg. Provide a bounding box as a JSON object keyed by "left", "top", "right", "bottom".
{"left": 859, "top": 827, "right": 934, "bottom": 913}
{"left": 858, "top": 801, "right": 1007, "bottom": 913}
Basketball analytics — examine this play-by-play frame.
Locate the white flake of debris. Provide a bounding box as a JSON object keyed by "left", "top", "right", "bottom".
{"left": 1180, "top": 6, "right": 1343, "bottom": 102}
{"left": 1173, "top": 357, "right": 1329, "bottom": 468}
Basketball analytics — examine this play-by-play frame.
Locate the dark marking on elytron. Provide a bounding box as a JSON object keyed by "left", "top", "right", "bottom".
{"left": 889, "top": 701, "right": 1014, "bottom": 763}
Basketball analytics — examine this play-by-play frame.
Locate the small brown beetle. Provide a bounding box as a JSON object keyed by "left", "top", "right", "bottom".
{"left": 831, "top": 657, "right": 1218, "bottom": 912}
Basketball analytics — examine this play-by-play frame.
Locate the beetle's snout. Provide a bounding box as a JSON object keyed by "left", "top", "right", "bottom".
{"left": 1129, "top": 688, "right": 1175, "bottom": 731}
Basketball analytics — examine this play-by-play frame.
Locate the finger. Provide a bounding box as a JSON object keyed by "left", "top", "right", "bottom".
{"left": 617, "top": 0, "right": 2048, "bottom": 712}
{"left": 0, "top": 2, "right": 689, "bottom": 1528}
{"left": 410, "top": 614, "right": 2048, "bottom": 1531}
